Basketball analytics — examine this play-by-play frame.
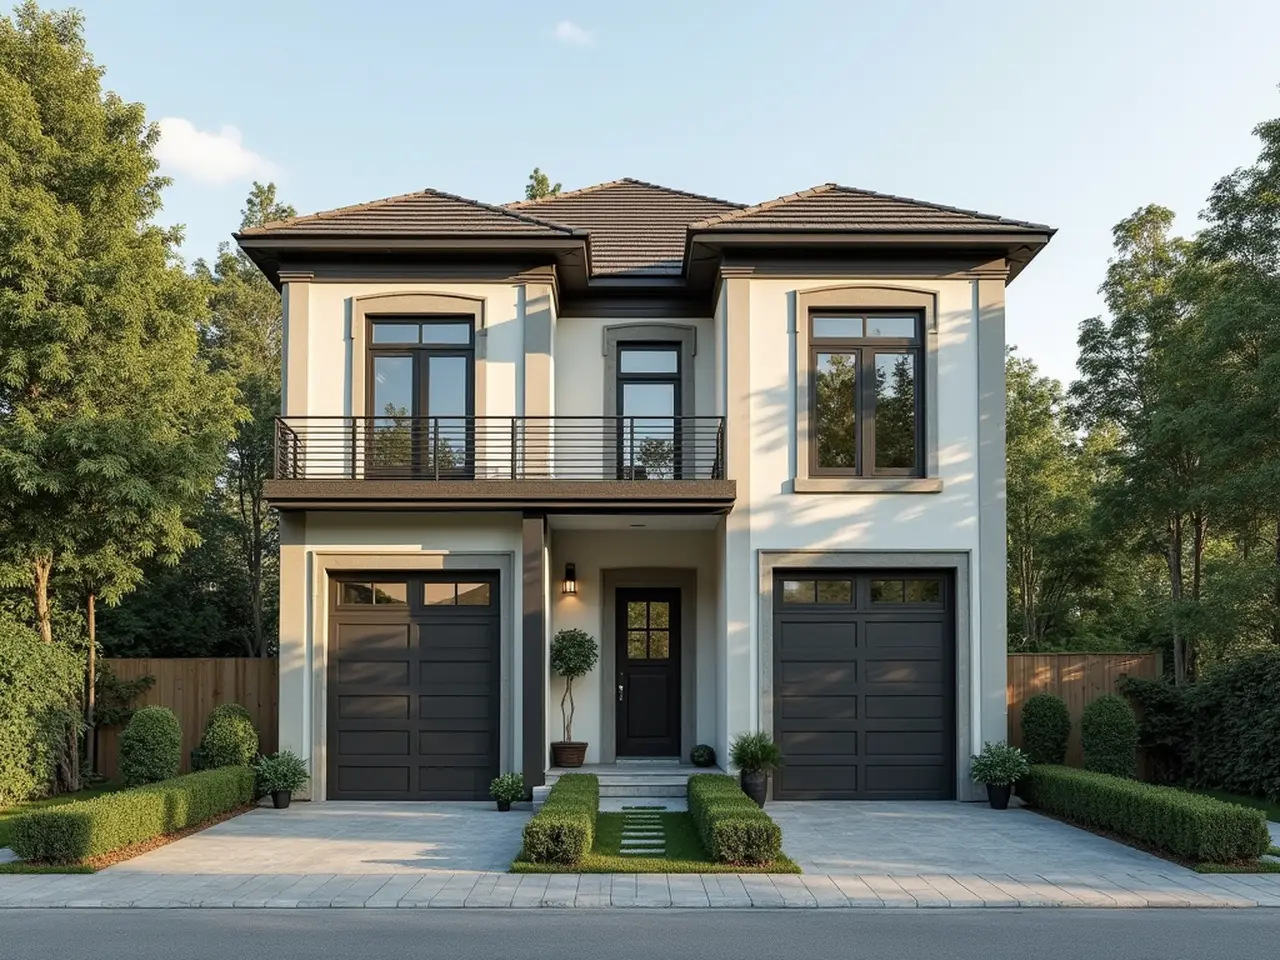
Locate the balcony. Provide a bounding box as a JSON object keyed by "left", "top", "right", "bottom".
{"left": 265, "top": 415, "right": 734, "bottom": 512}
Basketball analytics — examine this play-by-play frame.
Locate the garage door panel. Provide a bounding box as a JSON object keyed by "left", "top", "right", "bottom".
{"left": 329, "top": 575, "right": 500, "bottom": 801}
{"left": 773, "top": 570, "right": 953, "bottom": 800}
{"left": 777, "top": 621, "right": 857, "bottom": 660}
{"left": 336, "top": 623, "right": 411, "bottom": 653}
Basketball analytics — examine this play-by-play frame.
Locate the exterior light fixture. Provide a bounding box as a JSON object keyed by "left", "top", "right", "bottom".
{"left": 562, "top": 563, "right": 578, "bottom": 595}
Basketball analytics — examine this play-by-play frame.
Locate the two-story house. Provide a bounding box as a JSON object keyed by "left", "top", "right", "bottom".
{"left": 237, "top": 179, "right": 1052, "bottom": 803}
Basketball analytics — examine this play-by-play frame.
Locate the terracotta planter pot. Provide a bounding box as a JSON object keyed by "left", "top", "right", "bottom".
{"left": 986, "top": 783, "right": 1012, "bottom": 810}
{"left": 271, "top": 789, "right": 292, "bottom": 809}
{"left": 740, "top": 770, "right": 768, "bottom": 806}
{"left": 551, "top": 741, "right": 588, "bottom": 767}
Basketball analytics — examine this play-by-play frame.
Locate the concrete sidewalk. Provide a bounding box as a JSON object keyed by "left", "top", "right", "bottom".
{"left": 1, "top": 868, "right": 1278, "bottom": 908}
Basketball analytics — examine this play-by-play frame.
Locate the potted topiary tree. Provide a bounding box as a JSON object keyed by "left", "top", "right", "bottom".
{"left": 254, "top": 750, "right": 310, "bottom": 808}
{"left": 730, "top": 732, "right": 783, "bottom": 806}
{"left": 489, "top": 772, "right": 525, "bottom": 811}
{"left": 970, "top": 741, "right": 1030, "bottom": 809}
{"left": 549, "top": 628, "right": 599, "bottom": 768}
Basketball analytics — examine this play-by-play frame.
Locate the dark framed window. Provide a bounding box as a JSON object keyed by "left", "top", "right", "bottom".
{"left": 809, "top": 311, "right": 923, "bottom": 477}
{"left": 367, "top": 316, "right": 475, "bottom": 478}
{"left": 616, "top": 342, "right": 681, "bottom": 480}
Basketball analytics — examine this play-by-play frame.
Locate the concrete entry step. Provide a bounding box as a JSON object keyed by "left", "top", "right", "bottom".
{"left": 533, "top": 764, "right": 720, "bottom": 808}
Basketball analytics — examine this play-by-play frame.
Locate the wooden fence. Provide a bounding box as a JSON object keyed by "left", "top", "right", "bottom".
{"left": 95, "top": 658, "right": 278, "bottom": 782}
{"left": 1007, "top": 652, "right": 1163, "bottom": 766}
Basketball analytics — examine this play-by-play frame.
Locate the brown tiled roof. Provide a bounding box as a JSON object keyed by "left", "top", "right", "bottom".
{"left": 689, "top": 183, "right": 1052, "bottom": 233}
{"left": 507, "top": 179, "right": 743, "bottom": 276}
{"left": 238, "top": 187, "right": 582, "bottom": 237}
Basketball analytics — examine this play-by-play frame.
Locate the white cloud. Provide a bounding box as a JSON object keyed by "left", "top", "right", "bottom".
{"left": 154, "top": 117, "right": 277, "bottom": 185}
{"left": 552, "top": 20, "right": 594, "bottom": 45}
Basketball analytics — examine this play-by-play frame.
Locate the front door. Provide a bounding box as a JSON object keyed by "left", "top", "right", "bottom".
{"left": 616, "top": 588, "right": 681, "bottom": 757}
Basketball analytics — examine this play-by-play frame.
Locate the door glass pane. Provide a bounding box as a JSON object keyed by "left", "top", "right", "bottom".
{"left": 871, "top": 579, "right": 905, "bottom": 603}
{"left": 814, "top": 352, "right": 857, "bottom": 469}
{"left": 341, "top": 583, "right": 373, "bottom": 605}
{"left": 620, "top": 348, "right": 678, "bottom": 373}
{"left": 782, "top": 580, "right": 816, "bottom": 604}
{"left": 456, "top": 583, "right": 491, "bottom": 606}
{"left": 812, "top": 316, "right": 863, "bottom": 339}
{"left": 874, "top": 352, "right": 917, "bottom": 470}
{"left": 904, "top": 579, "right": 941, "bottom": 603}
{"left": 649, "top": 631, "right": 670, "bottom": 659}
{"left": 627, "top": 631, "right": 647, "bottom": 659}
{"left": 865, "top": 316, "right": 917, "bottom": 338}
{"left": 372, "top": 582, "right": 407, "bottom": 605}
{"left": 627, "top": 601, "right": 647, "bottom": 629}
{"left": 621, "top": 382, "right": 676, "bottom": 479}
{"left": 370, "top": 355, "right": 414, "bottom": 474}
{"left": 424, "top": 582, "right": 456, "bottom": 605}
{"left": 648, "top": 602, "right": 670, "bottom": 629}
{"left": 372, "top": 323, "right": 419, "bottom": 344}
{"left": 420, "top": 322, "right": 471, "bottom": 345}
{"left": 428, "top": 355, "right": 469, "bottom": 477}
{"left": 816, "top": 580, "right": 852, "bottom": 604}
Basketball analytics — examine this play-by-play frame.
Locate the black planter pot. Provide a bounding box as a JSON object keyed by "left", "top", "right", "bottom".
{"left": 496, "top": 799, "right": 512, "bottom": 812}
{"left": 271, "top": 789, "right": 292, "bottom": 810}
{"left": 986, "top": 783, "right": 1012, "bottom": 810}
{"left": 740, "top": 770, "right": 768, "bottom": 807}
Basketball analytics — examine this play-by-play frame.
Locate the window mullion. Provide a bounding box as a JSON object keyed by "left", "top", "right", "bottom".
{"left": 861, "top": 347, "right": 875, "bottom": 477}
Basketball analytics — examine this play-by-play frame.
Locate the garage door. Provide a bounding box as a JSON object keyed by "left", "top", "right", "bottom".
{"left": 328, "top": 575, "right": 499, "bottom": 800}
{"left": 772, "top": 571, "right": 954, "bottom": 800}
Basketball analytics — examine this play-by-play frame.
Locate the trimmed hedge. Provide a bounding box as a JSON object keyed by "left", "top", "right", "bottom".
{"left": 519, "top": 774, "right": 599, "bottom": 865}
{"left": 1017, "top": 765, "right": 1270, "bottom": 864}
{"left": 9, "top": 767, "right": 255, "bottom": 864}
{"left": 687, "top": 774, "right": 782, "bottom": 865}
{"left": 1081, "top": 694, "right": 1138, "bottom": 778}
{"left": 198, "top": 704, "right": 258, "bottom": 770}
{"left": 1021, "top": 693, "right": 1071, "bottom": 765}
{"left": 1186, "top": 648, "right": 1280, "bottom": 803}
{"left": 118, "top": 706, "right": 182, "bottom": 787}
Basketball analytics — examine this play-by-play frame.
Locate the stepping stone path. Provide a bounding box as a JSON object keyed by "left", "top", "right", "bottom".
{"left": 619, "top": 806, "right": 667, "bottom": 857}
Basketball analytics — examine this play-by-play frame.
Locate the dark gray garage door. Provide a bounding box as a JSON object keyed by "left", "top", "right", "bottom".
{"left": 328, "top": 575, "right": 499, "bottom": 800}
{"left": 772, "top": 571, "right": 954, "bottom": 800}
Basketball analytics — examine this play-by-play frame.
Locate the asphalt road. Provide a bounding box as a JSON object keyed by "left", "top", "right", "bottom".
{"left": 3, "top": 909, "right": 1279, "bottom": 960}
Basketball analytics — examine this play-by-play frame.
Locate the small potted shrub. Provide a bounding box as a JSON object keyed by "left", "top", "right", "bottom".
{"left": 970, "top": 741, "right": 1030, "bottom": 809}
{"left": 690, "top": 743, "right": 717, "bottom": 768}
{"left": 729, "top": 731, "right": 782, "bottom": 806}
{"left": 490, "top": 772, "right": 525, "bottom": 811}
{"left": 549, "top": 628, "right": 599, "bottom": 768}
{"left": 254, "top": 750, "right": 310, "bottom": 809}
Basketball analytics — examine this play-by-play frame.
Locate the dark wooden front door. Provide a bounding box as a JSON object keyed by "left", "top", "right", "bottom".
{"left": 616, "top": 588, "right": 681, "bottom": 757}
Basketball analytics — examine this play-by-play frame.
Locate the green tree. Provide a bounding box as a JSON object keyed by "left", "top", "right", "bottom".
{"left": 0, "top": 4, "right": 237, "bottom": 652}
{"left": 525, "top": 167, "right": 561, "bottom": 200}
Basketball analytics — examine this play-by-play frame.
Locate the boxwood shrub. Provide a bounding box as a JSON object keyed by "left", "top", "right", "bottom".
{"left": 687, "top": 774, "right": 782, "bottom": 865}
{"left": 118, "top": 706, "right": 182, "bottom": 787}
{"left": 1081, "top": 693, "right": 1138, "bottom": 778}
{"left": 1017, "top": 765, "right": 1270, "bottom": 863}
{"left": 519, "top": 773, "right": 599, "bottom": 865}
{"left": 197, "top": 703, "right": 259, "bottom": 770}
{"left": 1020, "top": 693, "right": 1071, "bottom": 765}
{"left": 9, "top": 767, "right": 255, "bottom": 864}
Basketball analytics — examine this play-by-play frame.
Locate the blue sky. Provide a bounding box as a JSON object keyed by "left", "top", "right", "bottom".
{"left": 73, "top": 0, "right": 1280, "bottom": 383}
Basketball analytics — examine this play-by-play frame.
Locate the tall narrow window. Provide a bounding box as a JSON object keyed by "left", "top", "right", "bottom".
{"left": 367, "top": 317, "right": 474, "bottom": 478}
{"left": 617, "top": 343, "right": 681, "bottom": 479}
{"left": 810, "top": 313, "right": 922, "bottom": 477}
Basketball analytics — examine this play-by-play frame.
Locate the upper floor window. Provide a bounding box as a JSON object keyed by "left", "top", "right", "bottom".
{"left": 809, "top": 312, "right": 923, "bottom": 478}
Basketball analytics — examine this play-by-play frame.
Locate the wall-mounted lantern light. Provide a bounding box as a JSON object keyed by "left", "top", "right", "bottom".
{"left": 562, "top": 563, "right": 578, "bottom": 595}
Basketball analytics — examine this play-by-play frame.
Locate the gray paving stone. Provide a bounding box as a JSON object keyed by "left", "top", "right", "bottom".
{"left": 426, "top": 872, "right": 481, "bottom": 907}
{"left": 740, "top": 875, "right": 785, "bottom": 907}
{"left": 509, "top": 873, "right": 551, "bottom": 907}
{"left": 541, "top": 874, "right": 580, "bottom": 907}
{"left": 950, "top": 874, "right": 1019, "bottom": 907}
{"left": 701, "top": 873, "right": 751, "bottom": 907}
{"left": 634, "top": 874, "right": 671, "bottom": 907}
{"left": 829, "top": 873, "right": 885, "bottom": 907}
{"left": 861, "top": 874, "right": 917, "bottom": 907}
{"left": 397, "top": 873, "right": 452, "bottom": 907}
{"left": 668, "top": 875, "right": 710, "bottom": 907}
{"left": 919, "top": 874, "right": 986, "bottom": 907}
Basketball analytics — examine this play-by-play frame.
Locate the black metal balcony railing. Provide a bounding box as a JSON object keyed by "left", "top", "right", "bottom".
{"left": 273, "top": 416, "right": 726, "bottom": 482}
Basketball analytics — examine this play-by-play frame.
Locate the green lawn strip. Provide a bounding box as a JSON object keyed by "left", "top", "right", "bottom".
{"left": 1195, "top": 860, "right": 1280, "bottom": 875}
{"left": 1268, "top": 846, "right": 1280, "bottom": 858}
{"left": 0, "top": 788, "right": 115, "bottom": 849}
{"left": 511, "top": 811, "right": 800, "bottom": 874}
{"left": 1195, "top": 789, "right": 1280, "bottom": 823}
{"left": 0, "top": 862, "right": 96, "bottom": 875}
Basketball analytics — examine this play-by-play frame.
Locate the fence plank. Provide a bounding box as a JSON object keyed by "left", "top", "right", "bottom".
{"left": 96, "top": 658, "right": 279, "bottom": 782}
{"left": 1007, "top": 652, "right": 1161, "bottom": 766}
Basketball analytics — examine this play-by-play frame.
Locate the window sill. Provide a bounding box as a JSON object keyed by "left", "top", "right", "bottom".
{"left": 793, "top": 477, "right": 944, "bottom": 495}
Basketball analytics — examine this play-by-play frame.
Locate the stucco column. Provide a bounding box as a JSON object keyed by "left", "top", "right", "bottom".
{"left": 522, "top": 515, "right": 548, "bottom": 787}
{"left": 277, "top": 511, "right": 310, "bottom": 797}
{"left": 976, "top": 275, "right": 1009, "bottom": 759}
{"left": 720, "top": 270, "right": 754, "bottom": 762}
{"left": 279, "top": 272, "right": 312, "bottom": 416}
